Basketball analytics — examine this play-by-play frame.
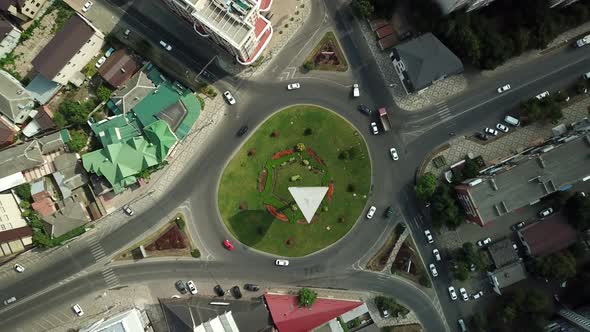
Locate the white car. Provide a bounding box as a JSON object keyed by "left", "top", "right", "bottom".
{"left": 287, "top": 83, "right": 300, "bottom": 90}
{"left": 366, "top": 206, "right": 376, "bottom": 219}
{"left": 497, "top": 84, "right": 511, "bottom": 93}
{"left": 484, "top": 127, "right": 498, "bottom": 136}
{"left": 496, "top": 123, "right": 509, "bottom": 133}
{"left": 429, "top": 263, "right": 438, "bottom": 277}
{"left": 72, "top": 304, "right": 84, "bottom": 316}
{"left": 122, "top": 205, "right": 134, "bottom": 216}
{"left": 4, "top": 296, "right": 16, "bottom": 305}
{"left": 223, "top": 91, "right": 236, "bottom": 105}
{"left": 472, "top": 290, "right": 484, "bottom": 300}
{"left": 352, "top": 83, "right": 360, "bottom": 97}
{"left": 159, "top": 40, "right": 172, "bottom": 51}
{"left": 535, "top": 91, "right": 550, "bottom": 100}
{"left": 424, "top": 230, "right": 434, "bottom": 244}
{"left": 459, "top": 288, "right": 469, "bottom": 301}
{"left": 432, "top": 249, "right": 441, "bottom": 261}
{"left": 82, "top": 1, "right": 92, "bottom": 12}
{"left": 14, "top": 264, "right": 24, "bottom": 273}
{"left": 476, "top": 237, "right": 492, "bottom": 247}
{"left": 448, "top": 286, "right": 457, "bottom": 300}
{"left": 187, "top": 280, "right": 197, "bottom": 295}
{"left": 275, "top": 259, "right": 289, "bottom": 266}
{"left": 370, "top": 122, "right": 378, "bottom": 135}
{"left": 95, "top": 56, "right": 106, "bottom": 68}
{"left": 539, "top": 207, "right": 554, "bottom": 217}
{"left": 389, "top": 148, "right": 399, "bottom": 161}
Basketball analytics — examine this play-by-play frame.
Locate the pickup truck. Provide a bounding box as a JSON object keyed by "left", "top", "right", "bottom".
{"left": 378, "top": 107, "right": 391, "bottom": 132}
{"left": 575, "top": 34, "right": 590, "bottom": 48}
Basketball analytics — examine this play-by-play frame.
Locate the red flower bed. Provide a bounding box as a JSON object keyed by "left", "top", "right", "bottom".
{"left": 306, "top": 148, "right": 326, "bottom": 166}
{"left": 272, "top": 148, "right": 294, "bottom": 160}
{"left": 266, "top": 204, "right": 288, "bottom": 222}
{"left": 145, "top": 225, "right": 186, "bottom": 251}
{"left": 327, "top": 181, "right": 334, "bottom": 203}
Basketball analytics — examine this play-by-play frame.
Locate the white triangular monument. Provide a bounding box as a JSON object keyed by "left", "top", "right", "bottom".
{"left": 288, "top": 186, "right": 329, "bottom": 223}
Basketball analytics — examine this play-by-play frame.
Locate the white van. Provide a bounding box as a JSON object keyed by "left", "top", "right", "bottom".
{"left": 504, "top": 115, "right": 520, "bottom": 126}
{"left": 584, "top": 72, "right": 590, "bottom": 79}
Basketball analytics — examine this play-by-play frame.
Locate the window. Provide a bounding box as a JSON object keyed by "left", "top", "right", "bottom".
{"left": 0, "top": 224, "right": 5, "bottom": 230}
{"left": 7, "top": 221, "right": 11, "bottom": 229}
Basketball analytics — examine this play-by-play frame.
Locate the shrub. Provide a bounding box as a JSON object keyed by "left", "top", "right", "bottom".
{"left": 14, "top": 183, "right": 32, "bottom": 202}
{"left": 394, "top": 223, "right": 406, "bottom": 235}
{"left": 338, "top": 217, "right": 345, "bottom": 223}
{"left": 196, "top": 95, "right": 205, "bottom": 109}
{"left": 67, "top": 129, "right": 89, "bottom": 153}
{"left": 247, "top": 148, "right": 256, "bottom": 156}
{"left": 97, "top": 85, "right": 113, "bottom": 102}
{"left": 270, "top": 131, "right": 279, "bottom": 137}
{"left": 339, "top": 151, "right": 350, "bottom": 160}
{"left": 176, "top": 217, "right": 186, "bottom": 230}
{"left": 298, "top": 288, "right": 317, "bottom": 307}
{"left": 347, "top": 184, "right": 355, "bottom": 192}
{"left": 191, "top": 249, "right": 201, "bottom": 258}
{"left": 284, "top": 24, "right": 289, "bottom": 28}
{"left": 302, "top": 62, "right": 314, "bottom": 71}
{"left": 304, "top": 128, "right": 313, "bottom": 136}
{"left": 296, "top": 143, "right": 306, "bottom": 152}
{"left": 347, "top": 147, "right": 358, "bottom": 160}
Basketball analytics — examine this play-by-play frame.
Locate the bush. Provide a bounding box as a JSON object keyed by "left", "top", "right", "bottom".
{"left": 302, "top": 62, "right": 314, "bottom": 71}
{"left": 347, "top": 184, "right": 356, "bottom": 192}
{"left": 339, "top": 151, "right": 350, "bottom": 160}
{"left": 196, "top": 95, "right": 205, "bottom": 109}
{"left": 296, "top": 143, "right": 306, "bottom": 152}
{"left": 14, "top": 183, "right": 32, "bottom": 202}
{"left": 247, "top": 148, "right": 256, "bottom": 156}
{"left": 66, "top": 129, "right": 89, "bottom": 153}
{"left": 304, "top": 128, "right": 313, "bottom": 136}
{"left": 270, "top": 131, "right": 279, "bottom": 137}
{"left": 191, "top": 249, "right": 201, "bottom": 258}
{"left": 298, "top": 288, "right": 318, "bottom": 307}
{"left": 176, "top": 217, "right": 186, "bottom": 230}
{"left": 394, "top": 223, "right": 406, "bottom": 236}
{"left": 97, "top": 85, "right": 113, "bottom": 102}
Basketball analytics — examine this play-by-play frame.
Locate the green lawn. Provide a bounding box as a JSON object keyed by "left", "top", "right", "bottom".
{"left": 218, "top": 105, "right": 371, "bottom": 256}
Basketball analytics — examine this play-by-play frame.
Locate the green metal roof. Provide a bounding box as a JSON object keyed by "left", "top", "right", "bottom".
{"left": 59, "top": 129, "right": 71, "bottom": 143}
{"left": 146, "top": 66, "right": 164, "bottom": 85}
{"left": 175, "top": 93, "right": 201, "bottom": 140}
{"left": 90, "top": 114, "right": 141, "bottom": 146}
{"left": 133, "top": 83, "right": 180, "bottom": 128}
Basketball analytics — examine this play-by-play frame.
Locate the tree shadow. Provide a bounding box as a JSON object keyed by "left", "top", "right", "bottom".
{"left": 228, "top": 210, "right": 275, "bottom": 247}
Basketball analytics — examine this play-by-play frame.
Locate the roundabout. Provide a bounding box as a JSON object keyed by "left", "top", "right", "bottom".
{"left": 218, "top": 105, "right": 371, "bottom": 256}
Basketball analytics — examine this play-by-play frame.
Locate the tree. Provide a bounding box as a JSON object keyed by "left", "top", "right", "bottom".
{"left": 533, "top": 251, "right": 576, "bottom": 281}
{"left": 298, "top": 288, "right": 317, "bottom": 308}
{"left": 13, "top": 183, "right": 32, "bottom": 202}
{"left": 453, "top": 262, "right": 469, "bottom": 281}
{"left": 97, "top": 85, "right": 113, "bottom": 102}
{"left": 565, "top": 194, "right": 590, "bottom": 230}
{"left": 67, "top": 129, "right": 88, "bottom": 153}
{"left": 461, "top": 242, "right": 484, "bottom": 271}
{"left": 415, "top": 172, "right": 437, "bottom": 202}
{"left": 471, "top": 312, "right": 487, "bottom": 332}
{"left": 512, "top": 28, "right": 531, "bottom": 55}
{"left": 58, "top": 99, "right": 92, "bottom": 127}
{"left": 351, "top": 0, "right": 373, "bottom": 18}
{"left": 53, "top": 112, "right": 67, "bottom": 128}
{"left": 304, "top": 128, "right": 313, "bottom": 136}
{"left": 430, "top": 184, "right": 463, "bottom": 229}
{"left": 338, "top": 151, "right": 350, "bottom": 160}
{"left": 296, "top": 143, "right": 306, "bottom": 152}
{"left": 462, "top": 158, "right": 480, "bottom": 179}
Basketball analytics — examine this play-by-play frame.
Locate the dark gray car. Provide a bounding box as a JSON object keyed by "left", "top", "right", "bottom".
{"left": 175, "top": 280, "right": 187, "bottom": 294}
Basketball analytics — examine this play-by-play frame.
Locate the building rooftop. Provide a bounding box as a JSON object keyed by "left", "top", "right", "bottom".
{"left": 90, "top": 113, "right": 142, "bottom": 147}
{"left": 461, "top": 135, "right": 590, "bottom": 225}
{"left": 0, "top": 225, "right": 32, "bottom": 245}
{"left": 32, "top": 15, "right": 96, "bottom": 80}
{"left": 0, "top": 69, "right": 34, "bottom": 124}
{"left": 43, "top": 198, "right": 90, "bottom": 238}
{"left": 79, "top": 308, "right": 148, "bottom": 332}
{"left": 488, "top": 238, "right": 519, "bottom": 269}
{"left": 519, "top": 216, "right": 577, "bottom": 257}
{"left": 0, "top": 116, "right": 16, "bottom": 147}
{"left": 98, "top": 49, "right": 140, "bottom": 88}
{"left": 108, "top": 66, "right": 157, "bottom": 115}
{"left": 192, "top": 0, "right": 254, "bottom": 47}
{"left": 488, "top": 261, "right": 528, "bottom": 294}
{"left": 391, "top": 33, "right": 463, "bottom": 92}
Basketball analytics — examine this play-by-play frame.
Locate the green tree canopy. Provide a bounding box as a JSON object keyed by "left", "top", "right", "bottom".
{"left": 351, "top": 0, "right": 374, "bottom": 18}
{"left": 462, "top": 158, "right": 480, "bottom": 179}
{"left": 565, "top": 194, "right": 590, "bottom": 230}
{"left": 97, "top": 85, "right": 113, "bottom": 102}
{"left": 67, "top": 129, "right": 89, "bottom": 153}
{"left": 415, "top": 172, "right": 437, "bottom": 202}
{"left": 58, "top": 99, "right": 93, "bottom": 128}
{"left": 14, "top": 183, "right": 32, "bottom": 202}
{"left": 533, "top": 251, "right": 576, "bottom": 281}
{"left": 298, "top": 288, "right": 317, "bottom": 308}
{"left": 431, "top": 184, "right": 463, "bottom": 229}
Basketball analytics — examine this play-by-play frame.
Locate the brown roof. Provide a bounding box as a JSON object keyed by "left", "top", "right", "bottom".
{"left": 32, "top": 197, "right": 56, "bottom": 217}
{"left": 97, "top": 49, "right": 140, "bottom": 88}
{"left": 32, "top": 15, "right": 95, "bottom": 80}
{"left": 0, "top": 225, "right": 32, "bottom": 243}
{"left": 0, "top": 116, "right": 15, "bottom": 147}
{"left": 0, "top": 0, "right": 14, "bottom": 11}
{"left": 0, "top": 17, "right": 14, "bottom": 41}
{"left": 32, "top": 190, "right": 50, "bottom": 202}
{"left": 520, "top": 216, "right": 577, "bottom": 257}
{"left": 34, "top": 107, "right": 56, "bottom": 130}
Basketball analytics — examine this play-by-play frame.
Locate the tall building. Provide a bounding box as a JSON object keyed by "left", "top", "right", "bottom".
{"left": 161, "top": 0, "right": 273, "bottom": 65}
{"left": 436, "top": 0, "right": 580, "bottom": 14}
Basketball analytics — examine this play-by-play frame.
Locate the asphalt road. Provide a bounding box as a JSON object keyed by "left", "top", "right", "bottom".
{"left": 2, "top": 0, "right": 590, "bottom": 331}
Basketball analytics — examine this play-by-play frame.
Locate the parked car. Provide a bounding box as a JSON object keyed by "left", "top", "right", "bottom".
{"left": 95, "top": 56, "right": 106, "bottom": 68}
{"left": 429, "top": 263, "right": 438, "bottom": 277}
{"left": 105, "top": 47, "right": 115, "bottom": 57}
{"left": 535, "top": 91, "right": 550, "bottom": 100}
{"left": 82, "top": 1, "right": 92, "bottom": 12}
{"left": 122, "top": 205, "right": 134, "bottom": 216}
{"left": 175, "top": 280, "right": 187, "bottom": 294}
{"left": 476, "top": 237, "right": 492, "bottom": 247}
{"left": 497, "top": 84, "right": 511, "bottom": 93}
{"left": 275, "top": 259, "right": 289, "bottom": 266}
{"left": 485, "top": 127, "right": 498, "bottom": 136}
{"left": 448, "top": 286, "right": 457, "bottom": 300}
{"left": 72, "top": 304, "right": 84, "bottom": 316}
{"left": 511, "top": 221, "right": 526, "bottom": 230}
{"left": 389, "top": 148, "right": 399, "bottom": 160}
{"left": 381, "top": 308, "right": 390, "bottom": 318}
{"left": 496, "top": 123, "right": 509, "bottom": 133}
{"left": 366, "top": 206, "right": 377, "bottom": 219}
{"left": 540, "top": 207, "right": 554, "bottom": 218}
{"left": 223, "top": 239, "right": 234, "bottom": 251}
{"left": 14, "top": 264, "right": 24, "bottom": 273}
{"left": 244, "top": 283, "right": 259, "bottom": 291}
{"left": 231, "top": 286, "right": 242, "bottom": 299}
{"left": 214, "top": 284, "right": 225, "bottom": 296}
{"left": 223, "top": 91, "right": 236, "bottom": 105}
{"left": 357, "top": 104, "right": 371, "bottom": 115}
{"left": 472, "top": 290, "right": 484, "bottom": 300}
{"left": 458, "top": 319, "right": 467, "bottom": 332}
{"left": 475, "top": 132, "right": 488, "bottom": 141}
{"left": 469, "top": 263, "right": 477, "bottom": 272}
{"left": 159, "top": 40, "right": 172, "bottom": 51}
{"left": 237, "top": 125, "right": 248, "bottom": 137}
{"left": 287, "top": 83, "right": 300, "bottom": 90}
{"left": 385, "top": 206, "right": 394, "bottom": 217}
{"left": 187, "top": 280, "right": 198, "bottom": 295}
{"left": 424, "top": 230, "right": 434, "bottom": 244}
{"left": 432, "top": 249, "right": 441, "bottom": 261}
{"left": 370, "top": 122, "right": 379, "bottom": 135}
{"left": 352, "top": 83, "right": 360, "bottom": 97}
{"left": 459, "top": 288, "right": 469, "bottom": 301}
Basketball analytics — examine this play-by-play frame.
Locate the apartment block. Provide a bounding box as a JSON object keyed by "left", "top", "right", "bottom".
{"left": 161, "top": 0, "right": 273, "bottom": 65}
{"left": 0, "top": 0, "right": 49, "bottom": 22}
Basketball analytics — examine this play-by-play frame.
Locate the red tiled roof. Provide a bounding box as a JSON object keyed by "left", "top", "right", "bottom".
{"left": 0, "top": 226, "right": 32, "bottom": 243}
{"left": 521, "top": 215, "right": 577, "bottom": 257}
{"left": 240, "top": 27, "right": 272, "bottom": 64}
{"left": 264, "top": 293, "right": 362, "bottom": 332}
{"left": 258, "top": 0, "right": 271, "bottom": 11}
{"left": 32, "top": 190, "right": 51, "bottom": 202}
{"left": 32, "top": 197, "right": 56, "bottom": 217}
{"left": 254, "top": 16, "right": 267, "bottom": 37}
{"left": 0, "top": 116, "right": 16, "bottom": 147}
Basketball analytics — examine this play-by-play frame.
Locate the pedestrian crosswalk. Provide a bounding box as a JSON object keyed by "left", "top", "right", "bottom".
{"left": 88, "top": 236, "right": 121, "bottom": 288}
{"left": 434, "top": 101, "right": 452, "bottom": 121}
{"left": 88, "top": 236, "right": 106, "bottom": 262}
{"left": 102, "top": 267, "right": 120, "bottom": 288}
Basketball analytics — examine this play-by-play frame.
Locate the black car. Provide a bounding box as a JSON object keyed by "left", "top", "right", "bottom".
{"left": 357, "top": 104, "right": 371, "bottom": 115}
{"left": 475, "top": 132, "right": 488, "bottom": 141}
{"left": 231, "top": 286, "right": 242, "bottom": 299}
{"left": 244, "top": 283, "right": 260, "bottom": 291}
{"left": 237, "top": 125, "right": 248, "bottom": 137}
{"left": 214, "top": 284, "right": 225, "bottom": 296}
{"left": 175, "top": 280, "right": 187, "bottom": 294}
{"left": 385, "top": 206, "right": 394, "bottom": 217}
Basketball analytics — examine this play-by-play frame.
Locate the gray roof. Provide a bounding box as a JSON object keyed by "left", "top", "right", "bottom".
{"left": 110, "top": 69, "right": 156, "bottom": 114}
{"left": 32, "top": 15, "right": 96, "bottom": 80}
{"left": 488, "top": 261, "right": 527, "bottom": 290}
{"left": 0, "top": 131, "right": 66, "bottom": 178}
{"left": 52, "top": 153, "right": 88, "bottom": 198}
{"left": 340, "top": 303, "right": 369, "bottom": 323}
{"left": 156, "top": 101, "right": 187, "bottom": 132}
{"left": 487, "top": 238, "right": 519, "bottom": 269}
{"left": 391, "top": 33, "right": 463, "bottom": 92}
{"left": 43, "top": 197, "right": 90, "bottom": 237}
{"left": 0, "top": 69, "right": 34, "bottom": 123}
{"left": 458, "top": 135, "right": 590, "bottom": 224}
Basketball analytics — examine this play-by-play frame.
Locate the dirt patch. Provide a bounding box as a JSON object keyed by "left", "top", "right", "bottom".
{"left": 366, "top": 230, "right": 400, "bottom": 271}
{"left": 258, "top": 168, "right": 268, "bottom": 192}
{"left": 145, "top": 224, "right": 186, "bottom": 250}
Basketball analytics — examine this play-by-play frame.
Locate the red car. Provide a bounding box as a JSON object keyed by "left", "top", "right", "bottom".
{"left": 223, "top": 240, "right": 234, "bottom": 251}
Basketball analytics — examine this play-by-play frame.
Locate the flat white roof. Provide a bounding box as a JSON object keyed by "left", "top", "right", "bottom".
{"left": 192, "top": 0, "right": 254, "bottom": 47}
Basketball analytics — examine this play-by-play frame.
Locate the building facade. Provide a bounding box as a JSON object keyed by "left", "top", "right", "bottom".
{"left": 436, "top": 0, "right": 580, "bottom": 14}
{"left": 160, "top": 0, "right": 273, "bottom": 65}
{"left": 0, "top": 0, "right": 49, "bottom": 22}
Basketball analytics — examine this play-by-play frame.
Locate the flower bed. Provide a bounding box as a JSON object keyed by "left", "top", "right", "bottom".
{"left": 272, "top": 148, "right": 294, "bottom": 160}
{"left": 266, "top": 204, "right": 289, "bottom": 222}
{"left": 327, "top": 181, "right": 334, "bottom": 203}
{"left": 145, "top": 225, "right": 186, "bottom": 250}
{"left": 306, "top": 148, "right": 326, "bottom": 166}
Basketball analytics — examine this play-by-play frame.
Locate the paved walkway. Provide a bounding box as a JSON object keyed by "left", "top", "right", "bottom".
{"left": 422, "top": 96, "right": 590, "bottom": 178}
